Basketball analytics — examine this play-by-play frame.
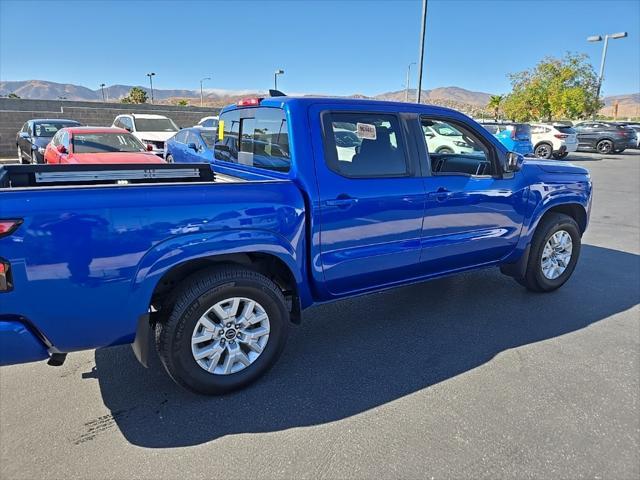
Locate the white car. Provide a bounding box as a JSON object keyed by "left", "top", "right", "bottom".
{"left": 112, "top": 114, "right": 179, "bottom": 156}
{"left": 530, "top": 123, "right": 578, "bottom": 160}
{"left": 422, "top": 121, "right": 475, "bottom": 154}
{"left": 195, "top": 116, "right": 219, "bottom": 129}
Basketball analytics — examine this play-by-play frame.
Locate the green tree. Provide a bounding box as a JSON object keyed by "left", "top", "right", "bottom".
{"left": 487, "top": 95, "right": 503, "bottom": 121}
{"left": 121, "top": 87, "right": 148, "bottom": 104}
{"left": 502, "top": 53, "right": 602, "bottom": 122}
{"left": 7, "top": 92, "right": 20, "bottom": 98}
{"left": 177, "top": 99, "right": 189, "bottom": 106}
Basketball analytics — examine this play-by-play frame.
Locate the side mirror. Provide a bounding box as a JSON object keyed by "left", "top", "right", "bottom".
{"left": 505, "top": 151, "right": 522, "bottom": 173}
{"left": 56, "top": 145, "right": 67, "bottom": 154}
{"left": 425, "top": 132, "right": 435, "bottom": 138}
{"left": 187, "top": 142, "right": 198, "bottom": 151}
{"left": 19, "top": 132, "right": 30, "bottom": 139}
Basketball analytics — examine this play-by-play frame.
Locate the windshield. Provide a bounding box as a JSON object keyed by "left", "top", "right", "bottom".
{"left": 72, "top": 132, "right": 147, "bottom": 153}
{"left": 134, "top": 118, "right": 179, "bottom": 132}
{"left": 34, "top": 122, "right": 78, "bottom": 137}
{"left": 200, "top": 131, "right": 217, "bottom": 147}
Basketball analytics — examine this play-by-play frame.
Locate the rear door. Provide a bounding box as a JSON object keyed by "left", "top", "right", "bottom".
{"left": 309, "top": 104, "right": 426, "bottom": 296}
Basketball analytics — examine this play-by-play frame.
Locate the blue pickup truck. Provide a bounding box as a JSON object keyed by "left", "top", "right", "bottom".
{"left": 0, "top": 97, "right": 592, "bottom": 394}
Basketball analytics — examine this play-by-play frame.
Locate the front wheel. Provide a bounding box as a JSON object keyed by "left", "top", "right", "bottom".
{"left": 166, "top": 154, "right": 174, "bottom": 163}
{"left": 552, "top": 151, "right": 569, "bottom": 160}
{"left": 155, "top": 267, "right": 290, "bottom": 395}
{"left": 534, "top": 143, "right": 553, "bottom": 159}
{"left": 517, "top": 212, "right": 581, "bottom": 292}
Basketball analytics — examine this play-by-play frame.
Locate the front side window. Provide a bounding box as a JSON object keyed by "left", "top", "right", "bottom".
{"left": 72, "top": 133, "right": 146, "bottom": 153}
{"left": 120, "top": 117, "right": 134, "bottom": 131}
{"left": 324, "top": 112, "right": 408, "bottom": 177}
{"left": 421, "top": 116, "right": 493, "bottom": 176}
{"left": 173, "top": 130, "right": 188, "bottom": 143}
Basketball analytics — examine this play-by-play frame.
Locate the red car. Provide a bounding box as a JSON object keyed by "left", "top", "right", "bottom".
{"left": 44, "top": 127, "right": 165, "bottom": 164}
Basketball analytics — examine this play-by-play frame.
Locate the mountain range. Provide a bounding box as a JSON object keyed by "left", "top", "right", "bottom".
{"left": 1, "top": 80, "right": 638, "bottom": 117}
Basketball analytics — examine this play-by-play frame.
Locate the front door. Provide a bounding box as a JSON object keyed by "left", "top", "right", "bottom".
{"left": 310, "top": 106, "right": 426, "bottom": 296}
{"left": 417, "top": 115, "right": 528, "bottom": 274}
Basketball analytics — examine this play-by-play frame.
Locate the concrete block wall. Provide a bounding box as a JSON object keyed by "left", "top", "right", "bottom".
{"left": 0, "top": 98, "right": 219, "bottom": 158}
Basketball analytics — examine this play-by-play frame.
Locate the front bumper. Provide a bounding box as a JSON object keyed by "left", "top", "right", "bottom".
{"left": 0, "top": 320, "right": 49, "bottom": 366}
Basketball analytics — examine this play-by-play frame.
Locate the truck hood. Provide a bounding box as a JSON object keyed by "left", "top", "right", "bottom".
{"left": 134, "top": 132, "right": 176, "bottom": 142}
{"left": 68, "top": 152, "right": 165, "bottom": 164}
{"left": 524, "top": 159, "right": 589, "bottom": 175}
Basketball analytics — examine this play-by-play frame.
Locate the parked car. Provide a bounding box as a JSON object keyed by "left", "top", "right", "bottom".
{"left": 530, "top": 123, "right": 578, "bottom": 159}
{"left": 165, "top": 128, "right": 216, "bottom": 163}
{"left": 195, "top": 116, "right": 219, "bottom": 129}
{"left": 112, "top": 114, "right": 179, "bottom": 156}
{"left": 0, "top": 96, "right": 592, "bottom": 395}
{"left": 16, "top": 119, "right": 81, "bottom": 164}
{"left": 573, "top": 121, "right": 637, "bottom": 154}
{"left": 479, "top": 122, "right": 533, "bottom": 155}
{"left": 44, "top": 127, "right": 165, "bottom": 164}
{"left": 617, "top": 123, "right": 640, "bottom": 148}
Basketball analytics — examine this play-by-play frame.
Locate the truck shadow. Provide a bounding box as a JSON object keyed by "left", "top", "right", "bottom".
{"left": 92, "top": 244, "right": 639, "bottom": 448}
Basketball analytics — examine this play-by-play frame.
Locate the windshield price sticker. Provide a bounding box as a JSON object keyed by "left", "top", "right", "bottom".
{"left": 356, "top": 123, "right": 377, "bottom": 140}
{"left": 218, "top": 120, "right": 225, "bottom": 141}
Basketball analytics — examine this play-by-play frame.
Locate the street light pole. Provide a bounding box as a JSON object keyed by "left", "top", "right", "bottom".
{"left": 587, "top": 32, "right": 628, "bottom": 100}
{"left": 99, "top": 83, "right": 106, "bottom": 102}
{"left": 274, "top": 69, "right": 284, "bottom": 91}
{"left": 146, "top": 72, "right": 156, "bottom": 104}
{"left": 416, "top": 0, "right": 428, "bottom": 104}
{"left": 405, "top": 62, "right": 416, "bottom": 102}
{"left": 200, "top": 76, "right": 211, "bottom": 107}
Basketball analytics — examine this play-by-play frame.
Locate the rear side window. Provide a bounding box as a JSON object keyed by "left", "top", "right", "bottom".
{"left": 216, "top": 108, "right": 290, "bottom": 172}
{"left": 323, "top": 112, "right": 408, "bottom": 177}
{"left": 555, "top": 126, "right": 576, "bottom": 134}
{"left": 174, "top": 130, "right": 188, "bottom": 143}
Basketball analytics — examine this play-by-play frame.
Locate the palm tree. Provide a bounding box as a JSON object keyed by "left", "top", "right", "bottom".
{"left": 488, "top": 95, "right": 503, "bottom": 121}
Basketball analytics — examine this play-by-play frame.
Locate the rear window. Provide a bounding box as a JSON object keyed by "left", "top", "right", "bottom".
{"left": 482, "top": 124, "right": 499, "bottom": 134}
{"left": 513, "top": 124, "right": 530, "bottom": 137}
{"left": 216, "top": 107, "right": 290, "bottom": 172}
{"left": 555, "top": 126, "right": 576, "bottom": 134}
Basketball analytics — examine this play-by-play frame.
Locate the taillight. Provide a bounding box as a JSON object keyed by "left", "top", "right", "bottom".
{"left": 0, "top": 219, "right": 22, "bottom": 238}
{"left": 0, "top": 259, "right": 12, "bottom": 292}
{"left": 237, "top": 97, "right": 262, "bottom": 107}
{"left": 554, "top": 134, "right": 568, "bottom": 139}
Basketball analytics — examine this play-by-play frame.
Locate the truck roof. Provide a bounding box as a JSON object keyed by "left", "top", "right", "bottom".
{"left": 221, "top": 96, "right": 465, "bottom": 116}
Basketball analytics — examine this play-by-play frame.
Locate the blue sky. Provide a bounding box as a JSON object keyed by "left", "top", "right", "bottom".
{"left": 1, "top": 0, "right": 638, "bottom": 96}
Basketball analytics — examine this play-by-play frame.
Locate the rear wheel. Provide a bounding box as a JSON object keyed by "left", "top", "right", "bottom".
{"left": 517, "top": 212, "right": 581, "bottom": 292}
{"left": 534, "top": 142, "right": 553, "bottom": 159}
{"left": 436, "top": 147, "right": 454, "bottom": 154}
{"left": 613, "top": 149, "right": 625, "bottom": 154}
{"left": 596, "top": 139, "right": 613, "bottom": 154}
{"left": 155, "top": 267, "right": 290, "bottom": 395}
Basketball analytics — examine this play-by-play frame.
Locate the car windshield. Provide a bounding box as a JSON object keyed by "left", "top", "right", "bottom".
{"left": 200, "top": 131, "right": 216, "bottom": 147}
{"left": 432, "top": 122, "right": 463, "bottom": 136}
{"left": 34, "top": 122, "right": 78, "bottom": 137}
{"left": 72, "top": 132, "right": 147, "bottom": 153}
{"left": 134, "top": 118, "right": 179, "bottom": 132}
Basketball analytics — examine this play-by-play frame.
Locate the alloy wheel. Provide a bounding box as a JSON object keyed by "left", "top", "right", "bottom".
{"left": 541, "top": 230, "right": 573, "bottom": 280}
{"left": 191, "top": 297, "right": 270, "bottom": 375}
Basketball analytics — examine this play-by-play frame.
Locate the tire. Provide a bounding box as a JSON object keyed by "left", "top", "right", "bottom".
{"left": 613, "top": 149, "right": 625, "bottom": 154}
{"left": 517, "top": 212, "right": 581, "bottom": 292}
{"left": 31, "top": 149, "right": 40, "bottom": 164}
{"left": 436, "top": 147, "right": 454, "bottom": 154}
{"left": 166, "top": 154, "right": 174, "bottom": 163}
{"left": 534, "top": 142, "right": 553, "bottom": 159}
{"left": 155, "top": 266, "right": 290, "bottom": 395}
{"left": 552, "top": 151, "right": 569, "bottom": 160}
{"left": 596, "top": 139, "right": 614, "bottom": 154}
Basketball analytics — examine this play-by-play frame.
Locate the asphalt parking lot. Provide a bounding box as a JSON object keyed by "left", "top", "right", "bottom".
{"left": 1, "top": 151, "right": 638, "bottom": 479}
